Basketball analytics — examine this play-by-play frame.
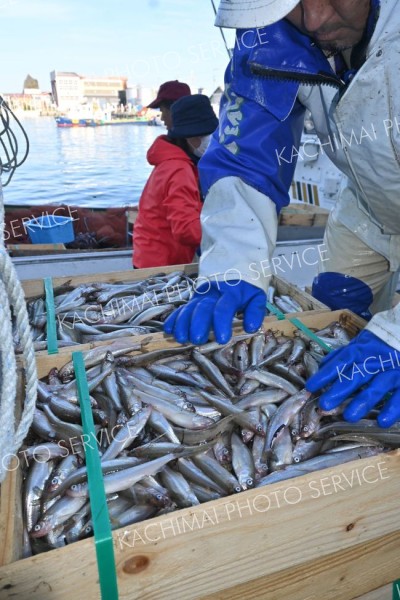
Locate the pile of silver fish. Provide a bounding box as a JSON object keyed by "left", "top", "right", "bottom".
{"left": 20, "top": 321, "right": 395, "bottom": 556}
{"left": 21, "top": 272, "right": 308, "bottom": 351}
{"left": 22, "top": 271, "right": 195, "bottom": 350}
{"left": 267, "top": 285, "right": 305, "bottom": 313}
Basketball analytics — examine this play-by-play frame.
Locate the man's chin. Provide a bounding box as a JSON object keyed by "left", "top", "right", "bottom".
{"left": 315, "top": 40, "right": 354, "bottom": 53}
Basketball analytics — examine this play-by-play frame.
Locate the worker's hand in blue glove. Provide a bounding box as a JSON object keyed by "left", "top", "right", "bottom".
{"left": 163, "top": 279, "right": 267, "bottom": 345}
{"left": 306, "top": 330, "right": 400, "bottom": 428}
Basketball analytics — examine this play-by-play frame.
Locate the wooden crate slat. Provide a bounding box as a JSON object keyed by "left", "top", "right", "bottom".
{"left": 352, "top": 583, "right": 393, "bottom": 600}
{"left": 203, "top": 531, "right": 400, "bottom": 600}
{"left": 0, "top": 375, "right": 24, "bottom": 567}
{"left": 0, "top": 451, "right": 398, "bottom": 599}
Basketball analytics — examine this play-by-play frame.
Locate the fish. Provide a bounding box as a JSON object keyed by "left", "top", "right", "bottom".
{"left": 21, "top": 321, "right": 395, "bottom": 558}
{"left": 231, "top": 431, "right": 255, "bottom": 490}
{"left": 58, "top": 339, "right": 149, "bottom": 381}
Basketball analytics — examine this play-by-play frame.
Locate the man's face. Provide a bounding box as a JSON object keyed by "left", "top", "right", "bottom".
{"left": 159, "top": 104, "right": 172, "bottom": 130}
{"left": 286, "top": 0, "right": 371, "bottom": 51}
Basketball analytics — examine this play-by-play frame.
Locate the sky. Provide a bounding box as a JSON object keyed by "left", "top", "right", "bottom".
{"left": 1, "top": 0, "right": 235, "bottom": 94}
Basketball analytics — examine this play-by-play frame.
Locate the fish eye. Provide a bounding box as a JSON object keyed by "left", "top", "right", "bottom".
{"left": 71, "top": 485, "right": 77, "bottom": 490}
{"left": 247, "top": 478, "right": 254, "bottom": 487}
{"left": 293, "top": 456, "right": 300, "bottom": 463}
{"left": 34, "top": 524, "right": 41, "bottom": 531}
{"left": 234, "top": 485, "right": 241, "bottom": 493}
{"left": 303, "top": 425, "right": 309, "bottom": 432}
{"left": 157, "top": 494, "right": 163, "bottom": 500}
{"left": 51, "top": 477, "right": 60, "bottom": 485}
{"left": 256, "top": 425, "right": 263, "bottom": 433}
{"left": 291, "top": 429, "right": 298, "bottom": 436}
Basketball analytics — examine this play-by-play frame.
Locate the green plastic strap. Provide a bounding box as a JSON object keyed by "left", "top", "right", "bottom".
{"left": 393, "top": 579, "right": 400, "bottom": 600}
{"left": 44, "top": 277, "right": 58, "bottom": 355}
{"left": 266, "top": 302, "right": 286, "bottom": 321}
{"left": 266, "top": 301, "right": 333, "bottom": 353}
{"left": 73, "top": 352, "right": 119, "bottom": 600}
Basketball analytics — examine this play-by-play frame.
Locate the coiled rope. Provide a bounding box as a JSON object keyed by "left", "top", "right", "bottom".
{"left": 0, "top": 98, "right": 37, "bottom": 482}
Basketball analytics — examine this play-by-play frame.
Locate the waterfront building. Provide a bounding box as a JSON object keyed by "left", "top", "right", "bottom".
{"left": 2, "top": 91, "right": 55, "bottom": 116}
{"left": 50, "top": 71, "right": 127, "bottom": 111}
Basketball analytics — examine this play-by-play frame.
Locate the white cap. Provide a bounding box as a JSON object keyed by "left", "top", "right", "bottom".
{"left": 215, "top": 0, "right": 300, "bottom": 29}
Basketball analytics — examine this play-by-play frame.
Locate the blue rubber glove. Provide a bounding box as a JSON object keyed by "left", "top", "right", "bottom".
{"left": 312, "top": 272, "right": 373, "bottom": 320}
{"left": 163, "top": 280, "right": 267, "bottom": 345}
{"left": 306, "top": 330, "right": 400, "bottom": 428}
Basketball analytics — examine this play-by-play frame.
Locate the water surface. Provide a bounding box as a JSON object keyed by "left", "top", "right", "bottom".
{"left": 3, "top": 116, "right": 162, "bottom": 208}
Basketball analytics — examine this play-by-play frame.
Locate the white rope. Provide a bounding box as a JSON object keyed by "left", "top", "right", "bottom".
{"left": 0, "top": 181, "right": 37, "bottom": 482}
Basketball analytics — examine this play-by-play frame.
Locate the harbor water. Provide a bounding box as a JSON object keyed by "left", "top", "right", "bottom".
{"left": 3, "top": 116, "right": 163, "bottom": 208}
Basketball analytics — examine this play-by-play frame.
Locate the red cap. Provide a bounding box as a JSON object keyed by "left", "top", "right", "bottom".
{"left": 147, "top": 80, "right": 191, "bottom": 109}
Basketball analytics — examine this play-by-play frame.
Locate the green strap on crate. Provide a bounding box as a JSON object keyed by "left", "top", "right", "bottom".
{"left": 393, "top": 579, "right": 400, "bottom": 600}
{"left": 72, "top": 352, "right": 119, "bottom": 600}
{"left": 266, "top": 301, "right": 333, "bottom": 353}
{"left": 44, "top": 277, "right": 58, "bottom": 355}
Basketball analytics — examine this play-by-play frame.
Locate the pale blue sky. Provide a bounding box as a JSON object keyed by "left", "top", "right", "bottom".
{"left": 1, "top": 0, "right": 234, "bottom": 94}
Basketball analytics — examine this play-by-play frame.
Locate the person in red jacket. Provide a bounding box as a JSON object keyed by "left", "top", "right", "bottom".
{"left": 133, "top": 94, "right": 218, "bottom": 268}
{"left": 147, "top": 80, "right": 191, "bottom": 131}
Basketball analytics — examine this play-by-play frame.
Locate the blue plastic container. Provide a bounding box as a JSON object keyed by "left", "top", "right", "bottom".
{"left": 26, "top": 215, "right": 75, "bottom": 244}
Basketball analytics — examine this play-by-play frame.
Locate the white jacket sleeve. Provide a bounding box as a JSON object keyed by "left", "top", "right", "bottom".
{"left": 198, "top": 176, "right": 278, "bottom": 293}
{"left": 365, "top": 304, "right": 400, "bottom": 352}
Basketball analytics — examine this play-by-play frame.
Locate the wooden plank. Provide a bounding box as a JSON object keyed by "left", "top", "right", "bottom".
{"left": 279, "top": 213, "right": 314, "bottom": 226}
{"left": 279, "top": 205, "right": 329, "bottom": 227}
{"left": 0, "top": 463, "right": 22, "bottom": 567}
{"left": 8, "top": 244, "right": 66, "bottom": 251}
{"left": 281, "top": 204, "right": 330, "bottom": 215}
{"left": 0, "top": 376, "right": 24, "bottom": 567}
{"left": 352, "top": 583, "right": 392, "bottom": 600}
{"left": 0, "top": 451, "right": 399, "bottom": 599}
{"left": 203, "top": 532, "right": 400, "bottom": 600}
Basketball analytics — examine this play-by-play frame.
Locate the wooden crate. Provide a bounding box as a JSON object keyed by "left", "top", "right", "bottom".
{"left": 21, "top": 265, "right": 326, "bottom": 312}
{"left": 3, "top": 309, "right": 400, "bottom": 600}
{"left": 269, "top": 274, "right": 328, "bottom": 312}
{"left": 21, "top": 263, "right": 198, "bottom": 300}
{"left": 279, "top": 204, "right": 330, "bottom": 228}
{"left": 21, "top": 265, "right": 328, "bottom": 350}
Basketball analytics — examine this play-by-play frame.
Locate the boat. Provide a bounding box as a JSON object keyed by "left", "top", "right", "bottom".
{"left": 55, "top": 116, "right": 101, "bottom": 127}
{"left": 55, "top": 115, "right": 153, "bottom": 127}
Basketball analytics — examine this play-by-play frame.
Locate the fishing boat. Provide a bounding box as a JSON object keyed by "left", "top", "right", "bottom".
{"left": 55, "top": 115, "right": 152, "bottom": 127}
{"left": 55, "top": 116, "right": 102, "bottom": 127}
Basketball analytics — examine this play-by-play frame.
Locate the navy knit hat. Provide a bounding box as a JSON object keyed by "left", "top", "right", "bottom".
{"left": 169, "top": 94, "right": 219, "bottom": 138}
